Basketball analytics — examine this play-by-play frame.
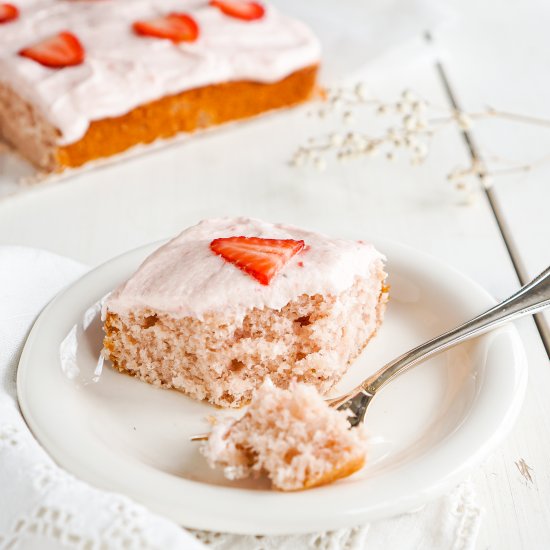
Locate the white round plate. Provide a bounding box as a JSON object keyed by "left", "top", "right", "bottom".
{"left": 17, "top": 239, "right": 527, "bottom": 535}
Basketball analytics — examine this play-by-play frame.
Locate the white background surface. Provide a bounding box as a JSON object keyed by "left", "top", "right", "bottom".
{"left": 1, "top": 0, "right": 549, "bottom": 548}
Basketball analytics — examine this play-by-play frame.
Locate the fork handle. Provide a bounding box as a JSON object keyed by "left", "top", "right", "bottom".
{"left": 361, "top": 265, "right": 550, "bottom": 396}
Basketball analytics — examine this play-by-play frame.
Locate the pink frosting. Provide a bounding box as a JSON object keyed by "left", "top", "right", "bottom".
{"left": 104, "top": 217, "right": 385, "bottom": 320}
{"left": 0, "top": 0, "right": 320, "bottom": 145}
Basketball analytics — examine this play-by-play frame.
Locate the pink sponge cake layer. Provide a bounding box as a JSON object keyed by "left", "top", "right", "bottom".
{"left": 102, "top": 218, "right": 388, "bottom": 408}
{"left": 202, "top": 380, "right": 368, "bottom": 491}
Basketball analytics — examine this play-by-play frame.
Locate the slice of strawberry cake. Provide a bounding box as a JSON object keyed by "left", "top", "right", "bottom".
{"left": 202, "top": 380, "right": 368, "bottom": 491}
{"left": 102, "top": 217, "right": 388, "bottom": 408}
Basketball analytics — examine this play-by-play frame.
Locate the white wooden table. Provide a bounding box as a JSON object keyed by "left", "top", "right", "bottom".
{"left": 0, "top": 1, "right": 548, "bottom": 548}
{"left": 433, "top": 2, "right": 550, "bottom": 547}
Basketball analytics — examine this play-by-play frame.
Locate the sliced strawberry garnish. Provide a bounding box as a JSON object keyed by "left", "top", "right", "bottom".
{"left": 210, "top": 236, "right": 304, "bottom": 285}
{"left": 210, "top": 0, "right": 265, "bottom": 21}
{"left": 133, "top": 13, "right": 199, "bottom": 43}
{"left": 0, "top": 3, "right": 19, "bottom": 24}
{"left": 19, "top": 32, "right": 85, "bottom": 68}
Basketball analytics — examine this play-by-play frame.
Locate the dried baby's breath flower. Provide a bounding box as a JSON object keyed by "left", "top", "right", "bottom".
{"left": 292, "top": 83, "right": 550, "bottom": 202}
{"left": 342, "top": 111, "right": 354, "bottom": 125}
{"left": 330, "top": 133, "right": 344, "bottom": 146}
{"left": 395, "top": 102, "right": 406, "bottom": 114}
{"left": 403, "top": 115, "right": 416, "bottom": 131}
{"left": 313, "top": 156, "right": 327, "bottom": 172}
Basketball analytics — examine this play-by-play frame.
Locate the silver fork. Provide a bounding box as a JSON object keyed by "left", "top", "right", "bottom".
{"left": 191, "top": 266, "right": 549, "bottom": 440}
{"left": 330, "top": 265, "right": 550, "bottom": 427}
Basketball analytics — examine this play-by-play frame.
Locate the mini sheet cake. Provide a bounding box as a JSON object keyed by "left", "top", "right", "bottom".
{"left": 202, "top": 380, "right": 368, "bottom": 491}
{"left": 0, "top": 0, "right": 320, "bottom": 172}
{"left": 102, "top": 218, "right": 388, "bottom": 408}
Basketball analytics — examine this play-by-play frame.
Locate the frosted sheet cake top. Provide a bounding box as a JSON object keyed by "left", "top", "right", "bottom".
{"left": 104, "top": 217, "right": 385, "bottom": 320}
{"left": 0, "top": 0, "right": 320, "bottom": 144}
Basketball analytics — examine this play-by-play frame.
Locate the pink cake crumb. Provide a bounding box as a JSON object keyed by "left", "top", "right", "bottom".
{"left": 202, "top": 380, "right": 368, "bottom": 491}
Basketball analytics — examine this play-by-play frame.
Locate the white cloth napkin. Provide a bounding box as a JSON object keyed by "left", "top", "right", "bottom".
{"left": 0, "top": 246, "right": 483, "bottom": 550}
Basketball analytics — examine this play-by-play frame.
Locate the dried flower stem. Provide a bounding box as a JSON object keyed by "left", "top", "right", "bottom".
{"left": 485, "top": 107, "right": 550, "bottom": 128}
